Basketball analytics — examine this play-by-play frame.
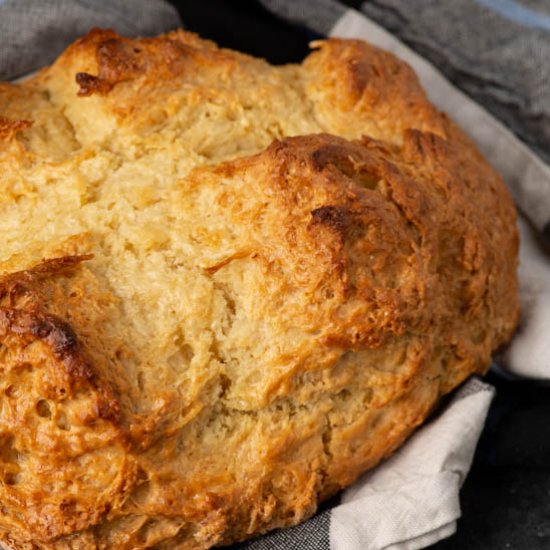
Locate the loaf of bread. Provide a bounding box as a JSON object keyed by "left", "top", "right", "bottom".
{"left": 0, "top": 29, "right": 518, "bottom": 549}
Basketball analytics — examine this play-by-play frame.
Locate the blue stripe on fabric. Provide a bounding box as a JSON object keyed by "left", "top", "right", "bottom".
{"left": 476, "top": 0, "right": 550, "bottom": 31}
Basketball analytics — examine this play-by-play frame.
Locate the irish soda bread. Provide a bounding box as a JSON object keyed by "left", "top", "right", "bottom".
{"left": 0, "top": 29, "right": 518, "bottom": 549}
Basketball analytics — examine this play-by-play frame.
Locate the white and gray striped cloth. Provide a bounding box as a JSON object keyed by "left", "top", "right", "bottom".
{"left": 1, "top": 1, "right": 549, "bottom": 549}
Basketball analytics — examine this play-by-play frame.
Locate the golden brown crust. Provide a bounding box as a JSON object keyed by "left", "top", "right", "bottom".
{"left": 0, "top": 257, "right": 134, "bottom": 543}
{"left": 72, "top": 28, "right": 219, "bottom": 97}
{"left": 0, "top": 29, "right": 519, "bottom": 549}
{"left": 0, "top": 116, "right": 33, "bottom": 141}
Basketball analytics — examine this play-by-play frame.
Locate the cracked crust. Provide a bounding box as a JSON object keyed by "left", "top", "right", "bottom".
{"left": 0, "top": 29, "right": 518, "bottom": 549}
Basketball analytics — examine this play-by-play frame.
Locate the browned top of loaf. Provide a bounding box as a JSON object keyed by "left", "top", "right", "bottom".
{"left": 0, "top": 28, "right": 518, "bottom": 549}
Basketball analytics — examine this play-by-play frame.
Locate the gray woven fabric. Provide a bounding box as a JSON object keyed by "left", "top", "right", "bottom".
{"left": 0, "top": 0, "right": 181, "bottom": 80}
{"left": 359, "top": 0, "right": 550, "bottom": 169}
{"left": 233, "top": 508, "right": 332, "bottom": 550}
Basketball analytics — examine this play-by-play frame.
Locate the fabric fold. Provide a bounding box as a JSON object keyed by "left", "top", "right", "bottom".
{"left": 331, "top": 378, "right": 494, "bottom": 550}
